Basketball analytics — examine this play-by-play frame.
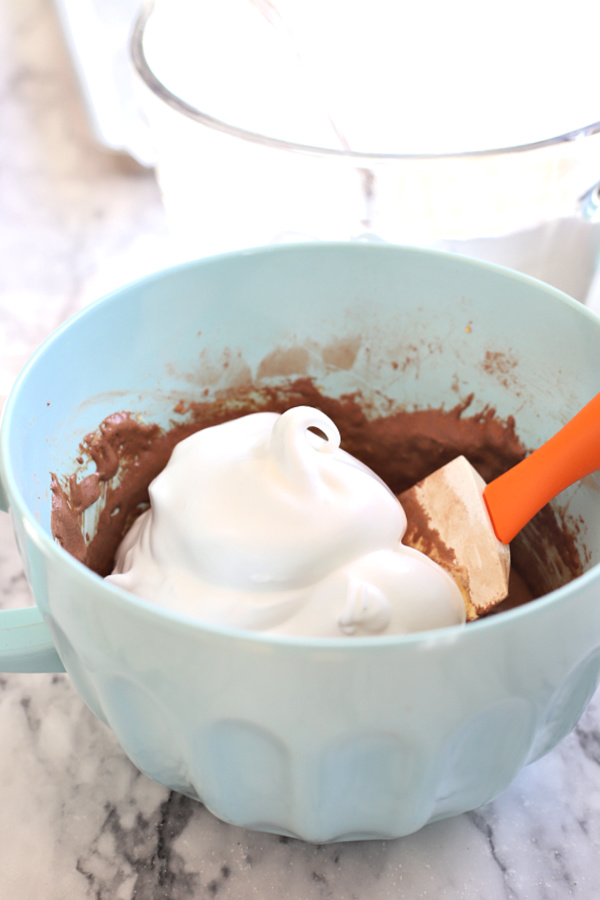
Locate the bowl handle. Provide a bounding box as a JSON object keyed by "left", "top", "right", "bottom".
{"left": 0, "top": 479, "right": 65, "bottom": 674}
{"left": 0, "top": 607, "right": 65, "bottom": 673}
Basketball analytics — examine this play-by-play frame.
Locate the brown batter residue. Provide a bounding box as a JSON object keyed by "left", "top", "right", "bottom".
{"left": 50, "top": 378, "right": 585, "bottom": 614}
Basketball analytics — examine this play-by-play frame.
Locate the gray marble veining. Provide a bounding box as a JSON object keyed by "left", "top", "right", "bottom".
{"left": 2, "top": 1, "right": 600, "bottom": 897}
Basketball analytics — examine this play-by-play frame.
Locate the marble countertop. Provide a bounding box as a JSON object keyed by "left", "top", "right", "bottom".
{"left": 2, "top": 2, "right": 600, "bottom": 897}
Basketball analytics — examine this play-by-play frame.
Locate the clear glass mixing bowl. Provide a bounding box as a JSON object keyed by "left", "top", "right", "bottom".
{"left": 131, "top": 1, "right": 600, "bottom": 301}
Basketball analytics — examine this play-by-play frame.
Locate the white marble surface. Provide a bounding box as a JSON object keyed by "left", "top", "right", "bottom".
{"left": 2, "top": 1, "right": 600, "bottom": 897}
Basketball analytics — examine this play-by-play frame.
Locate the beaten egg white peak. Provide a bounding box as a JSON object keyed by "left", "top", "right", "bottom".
{"left": 107, "top": 406, "right": 465, "bottom": 636}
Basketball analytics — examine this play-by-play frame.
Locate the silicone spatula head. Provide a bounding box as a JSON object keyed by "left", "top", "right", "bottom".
{"left": 399, "top": 456, "right": 509, "bottom": 620}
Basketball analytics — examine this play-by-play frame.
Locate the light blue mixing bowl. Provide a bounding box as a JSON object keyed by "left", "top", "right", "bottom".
{"left": 1, "top": 243, "right": 600, "bottom": 842}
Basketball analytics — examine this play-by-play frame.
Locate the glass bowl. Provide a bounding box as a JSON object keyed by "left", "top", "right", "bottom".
{"left": 131, "top": 1, "right": 600, "bottom": 301}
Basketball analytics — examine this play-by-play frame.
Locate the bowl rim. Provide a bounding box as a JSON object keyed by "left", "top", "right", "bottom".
{"left": 131, "top": 3, "right": 600, "bottom": 162}
{"left": 3, "top": 241, "right": 600, "bottom": 651}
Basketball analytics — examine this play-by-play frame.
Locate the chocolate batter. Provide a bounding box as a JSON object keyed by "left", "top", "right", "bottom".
{"left": 50, "top": 377, "right": 584, "bottom": 615}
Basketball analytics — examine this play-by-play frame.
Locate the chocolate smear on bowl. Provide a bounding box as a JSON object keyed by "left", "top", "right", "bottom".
{"left": 50, "top": 378, "right": 585, "bottom": 614}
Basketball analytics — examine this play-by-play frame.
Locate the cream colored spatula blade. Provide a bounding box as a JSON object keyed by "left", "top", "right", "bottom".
{"left": 398, "top": 455, "right": 509, "bottom": 621}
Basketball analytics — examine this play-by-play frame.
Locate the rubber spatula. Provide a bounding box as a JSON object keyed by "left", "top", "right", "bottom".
{"left": 398, "top": 392, "right": 600, "bottom": 620}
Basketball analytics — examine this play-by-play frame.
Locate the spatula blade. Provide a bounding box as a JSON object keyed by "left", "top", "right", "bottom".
{"left": 398, "top": 455, "right": 510, "bottom": 620}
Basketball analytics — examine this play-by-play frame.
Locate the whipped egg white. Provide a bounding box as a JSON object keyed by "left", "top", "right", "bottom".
{"left": 106, "top": 406, "right": 465, "bottom": 636}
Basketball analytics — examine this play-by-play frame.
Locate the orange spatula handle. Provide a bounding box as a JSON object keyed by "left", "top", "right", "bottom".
{"left": 483, "top": 392, "right": 600, "bottom": 544}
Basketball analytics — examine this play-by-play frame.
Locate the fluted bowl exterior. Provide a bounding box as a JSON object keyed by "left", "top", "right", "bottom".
{"left": 41, "top": 560, "right": 600, "bottom": 842}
